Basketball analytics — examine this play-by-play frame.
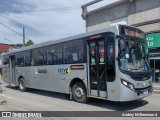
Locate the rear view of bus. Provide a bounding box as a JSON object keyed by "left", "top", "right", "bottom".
{"left": 116, "top": 25, "right": 153, "bottom": 101}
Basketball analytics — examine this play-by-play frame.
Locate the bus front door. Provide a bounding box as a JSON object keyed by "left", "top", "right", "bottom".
{"left": 89, "top": 40, "right": 107, "bottom": 98}
{"left": 9, "top": 55, "right": 16, "bottom": 86}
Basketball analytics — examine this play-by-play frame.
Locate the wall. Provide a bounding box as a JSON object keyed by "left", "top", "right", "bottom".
{"left": 85, "top": 0, "right": 160, "bottom": 33}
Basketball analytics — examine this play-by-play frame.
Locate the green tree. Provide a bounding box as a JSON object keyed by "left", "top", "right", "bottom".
{"left": 25, "top": 40, "right": 34, "bottom": 46}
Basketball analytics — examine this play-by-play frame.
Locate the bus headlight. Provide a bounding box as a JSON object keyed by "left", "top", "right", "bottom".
{"left": 121, "top": 79, "right": 135, "bottom": 91}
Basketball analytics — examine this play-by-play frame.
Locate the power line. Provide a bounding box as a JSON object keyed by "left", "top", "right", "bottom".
{"left": 0, "top": 22, "right": 34, "bottom": 42}
{"left": 0, "top": 30, "right": 22, "bottom": 42}
{"left": 13, "top": 7, "right": 97, "bottom": 13}
{"left": 28, "top": 7, "right": 80, "bottom": 13}
{"left": 4, "top": 38, "right": 14, "bottom": 44}
{"left": 0, "top": 7, "right": 81, "bottom": 14}
{"left": 0, "top": 6, "right": 95, "bottom": 14}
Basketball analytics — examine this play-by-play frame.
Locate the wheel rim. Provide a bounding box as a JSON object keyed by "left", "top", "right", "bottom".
{"left": 75, "top": 87, "right": 84, "bottom": 98}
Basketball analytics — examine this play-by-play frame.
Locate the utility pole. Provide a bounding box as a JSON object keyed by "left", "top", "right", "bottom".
{"left": 23, "top": 26, "right": 25, "bottom": 47}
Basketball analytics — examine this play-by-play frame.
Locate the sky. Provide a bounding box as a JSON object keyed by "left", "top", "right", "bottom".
{"left": 0, "top": 0, "right": 119, "bottom": 44}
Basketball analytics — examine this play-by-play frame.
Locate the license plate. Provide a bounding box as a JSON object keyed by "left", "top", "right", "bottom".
{"left": 143, "top": 91, "right": 148, "bottom": 95}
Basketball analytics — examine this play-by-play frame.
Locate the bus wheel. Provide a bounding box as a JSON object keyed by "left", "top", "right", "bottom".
{"left": 72, "top": 82, "right": 87, "bottom": 103}
{"left": 19, "top": 78, "right": 26, "bottom": 92}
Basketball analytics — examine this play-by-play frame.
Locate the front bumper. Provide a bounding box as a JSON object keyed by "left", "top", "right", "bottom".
{"left": 135, "top": 85, "right": 153, "bottom": 97}
{"left": 119, "top": 85, "right": 153, "bottom": 102}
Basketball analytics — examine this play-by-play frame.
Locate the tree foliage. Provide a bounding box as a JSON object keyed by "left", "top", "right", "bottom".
{"left": 25, "top": 40, "right": 34, "bottom": 46}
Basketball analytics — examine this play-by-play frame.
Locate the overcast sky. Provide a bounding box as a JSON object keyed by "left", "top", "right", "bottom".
{"left": 0, "top": 0, "right": 118, "bottom": 44}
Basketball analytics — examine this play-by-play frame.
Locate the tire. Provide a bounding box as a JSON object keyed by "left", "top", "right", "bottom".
{"left": 18, "top": 78, "right": 26, "bottom": 92}
{"left": 72, "top": 82, "right": 88, "bottom": 103}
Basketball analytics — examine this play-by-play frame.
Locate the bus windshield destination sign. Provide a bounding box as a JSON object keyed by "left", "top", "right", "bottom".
{"left": 121, "top": 27, "right": 145, "bottom": 39}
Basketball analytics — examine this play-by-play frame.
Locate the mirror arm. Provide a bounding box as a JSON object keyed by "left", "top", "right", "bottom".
{"left": 117, "top": 51, "right": 126, "bottom": 61}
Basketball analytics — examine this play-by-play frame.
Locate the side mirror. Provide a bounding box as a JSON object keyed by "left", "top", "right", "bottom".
{"left": 125, "top": 54, "right": 129, "bottom": 59}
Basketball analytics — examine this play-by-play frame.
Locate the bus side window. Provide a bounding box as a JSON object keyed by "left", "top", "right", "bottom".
{"left": 37, "top": 47, "right": 47, "bottom": 65}
{"left": 108, "top": 44, "right": 115, "bottom": 66}
{"left": 67, "top": 54, "right": 73, "bottom": 64}
{"left": 78, "top": 48, "right": 83, "bottom": 62}
{"left": 3, "top": 55, "right": 9, "bottom": 67}
{"left": 47, "top": 44, "right": 62, "bottom": 65}
{"left": 24, "top": 50, "right": 31, "bottom": 66}
{"left": 107, "top": 42, "right": 115, "bottom": 82}
{"left": 63, "top": 39, "right": 84, "bottom": 64}
{"left": 15, "top": 52, "right": 24, "bottom": 67}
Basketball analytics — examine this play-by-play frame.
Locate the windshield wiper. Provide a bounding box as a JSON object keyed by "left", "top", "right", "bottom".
{"left": 127, "top": 37, "right": 136, "bottom": 54}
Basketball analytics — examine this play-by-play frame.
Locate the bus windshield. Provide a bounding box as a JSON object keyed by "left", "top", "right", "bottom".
{"left": 119, "top": 38, "right": 150, "bottom": 72}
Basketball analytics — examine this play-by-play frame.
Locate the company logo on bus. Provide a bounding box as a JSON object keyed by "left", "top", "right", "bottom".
{"left": 142, "top": 82, "right": 147, "bottom": 87}
{"left": 35, "top": 68, "right": 47, "bottom": 74}
{"left": 58, "top": 68, "right": 71, "bottom": 74}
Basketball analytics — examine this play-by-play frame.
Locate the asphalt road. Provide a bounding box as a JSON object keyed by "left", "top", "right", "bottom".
{"left": 0, "top": 81, "right": 160, "bottom": 120}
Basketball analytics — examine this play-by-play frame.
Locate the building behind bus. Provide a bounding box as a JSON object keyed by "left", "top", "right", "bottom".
{"left": 0, "top": 43, "right": 22, "bottom": 76}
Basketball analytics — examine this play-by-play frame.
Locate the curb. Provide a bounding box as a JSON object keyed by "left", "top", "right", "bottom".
{"left": 0, "top": 94, "right": 7, "bottom": 105}
{"left": 0, "top": 100, "right": 7, "bottom": 105}
{"left": 153, "top": 90, "right": 160, "bottom": 94}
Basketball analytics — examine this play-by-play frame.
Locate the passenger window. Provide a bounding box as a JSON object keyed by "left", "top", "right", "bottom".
{"left": 3, "top": 55, "right": 9, "bottom": 67}
{"left": 106, "top": 37, "right": 115, "bottom": 82}
{"left": 108, "top": 44, "right": 115, "bottom": 66}
{"left": 31, "top": 47, "right": 47, "bottom": 66}
{"left": 15, "top": 52, "right": 24, "bottom": 67}
{"left": 38, "top": 47, "right": 47, "bottom": 65}
{"left": 47, "top": 44, "right": 62, "bottom": 65}
{"left": 63, "top": 40, "right": 84, "bottom": 64}
{"left": 31, "top": 49, "right": 38, "bottom": 66}
{"left": 24, "top": 50, "right": 31, "bottom": 66}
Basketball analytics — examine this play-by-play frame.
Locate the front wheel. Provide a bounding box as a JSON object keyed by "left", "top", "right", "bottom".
{"left": 19, "top": 78, "right": 26, "bottom": 92}
{"left": 72, "top": 82, "right": 88, "bottom": 103}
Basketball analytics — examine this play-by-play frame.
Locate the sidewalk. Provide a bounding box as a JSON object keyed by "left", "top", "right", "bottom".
{"left": 153, "top": 83, "right": 160, "bottom": 94}
{"left": 0, "top": 76, "right": 7, "bottom": 105}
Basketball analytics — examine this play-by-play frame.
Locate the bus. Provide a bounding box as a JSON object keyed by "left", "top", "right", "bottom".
{"left": 2, "top": 25, "right": 153, "bottom": 102}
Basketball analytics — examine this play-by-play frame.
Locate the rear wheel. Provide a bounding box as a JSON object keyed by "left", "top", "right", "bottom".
{"left": 19, "top": 78, "right": 26, "bottom": 92}
{"left": 72, "top": 82, "right": 87, "bottom": 103}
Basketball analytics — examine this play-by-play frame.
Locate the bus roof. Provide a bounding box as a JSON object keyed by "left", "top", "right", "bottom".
{"left": 3, "top": 25, "right": 120, "bottom": 55}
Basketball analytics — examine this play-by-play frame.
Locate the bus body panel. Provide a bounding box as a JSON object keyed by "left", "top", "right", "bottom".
{"left": 14, "top": 64, "right": 87, "bottom": 94}
{"left": 106, "top": 37, "right": 121, "bottom": 101}
{"left": 2, "top": 67, "right": 10, "bottom": 84}
{"left": 118, "top": 71, "right": 152, "bottom": 101}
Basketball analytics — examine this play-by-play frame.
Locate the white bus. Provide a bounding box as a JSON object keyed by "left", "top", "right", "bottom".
{"left": 2, "top": 25, "right": 152, "bottom": 102}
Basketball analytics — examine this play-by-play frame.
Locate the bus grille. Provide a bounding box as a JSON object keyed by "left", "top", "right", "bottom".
{"left": 135, "top": 85, "right": 153, "bottom": 96}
